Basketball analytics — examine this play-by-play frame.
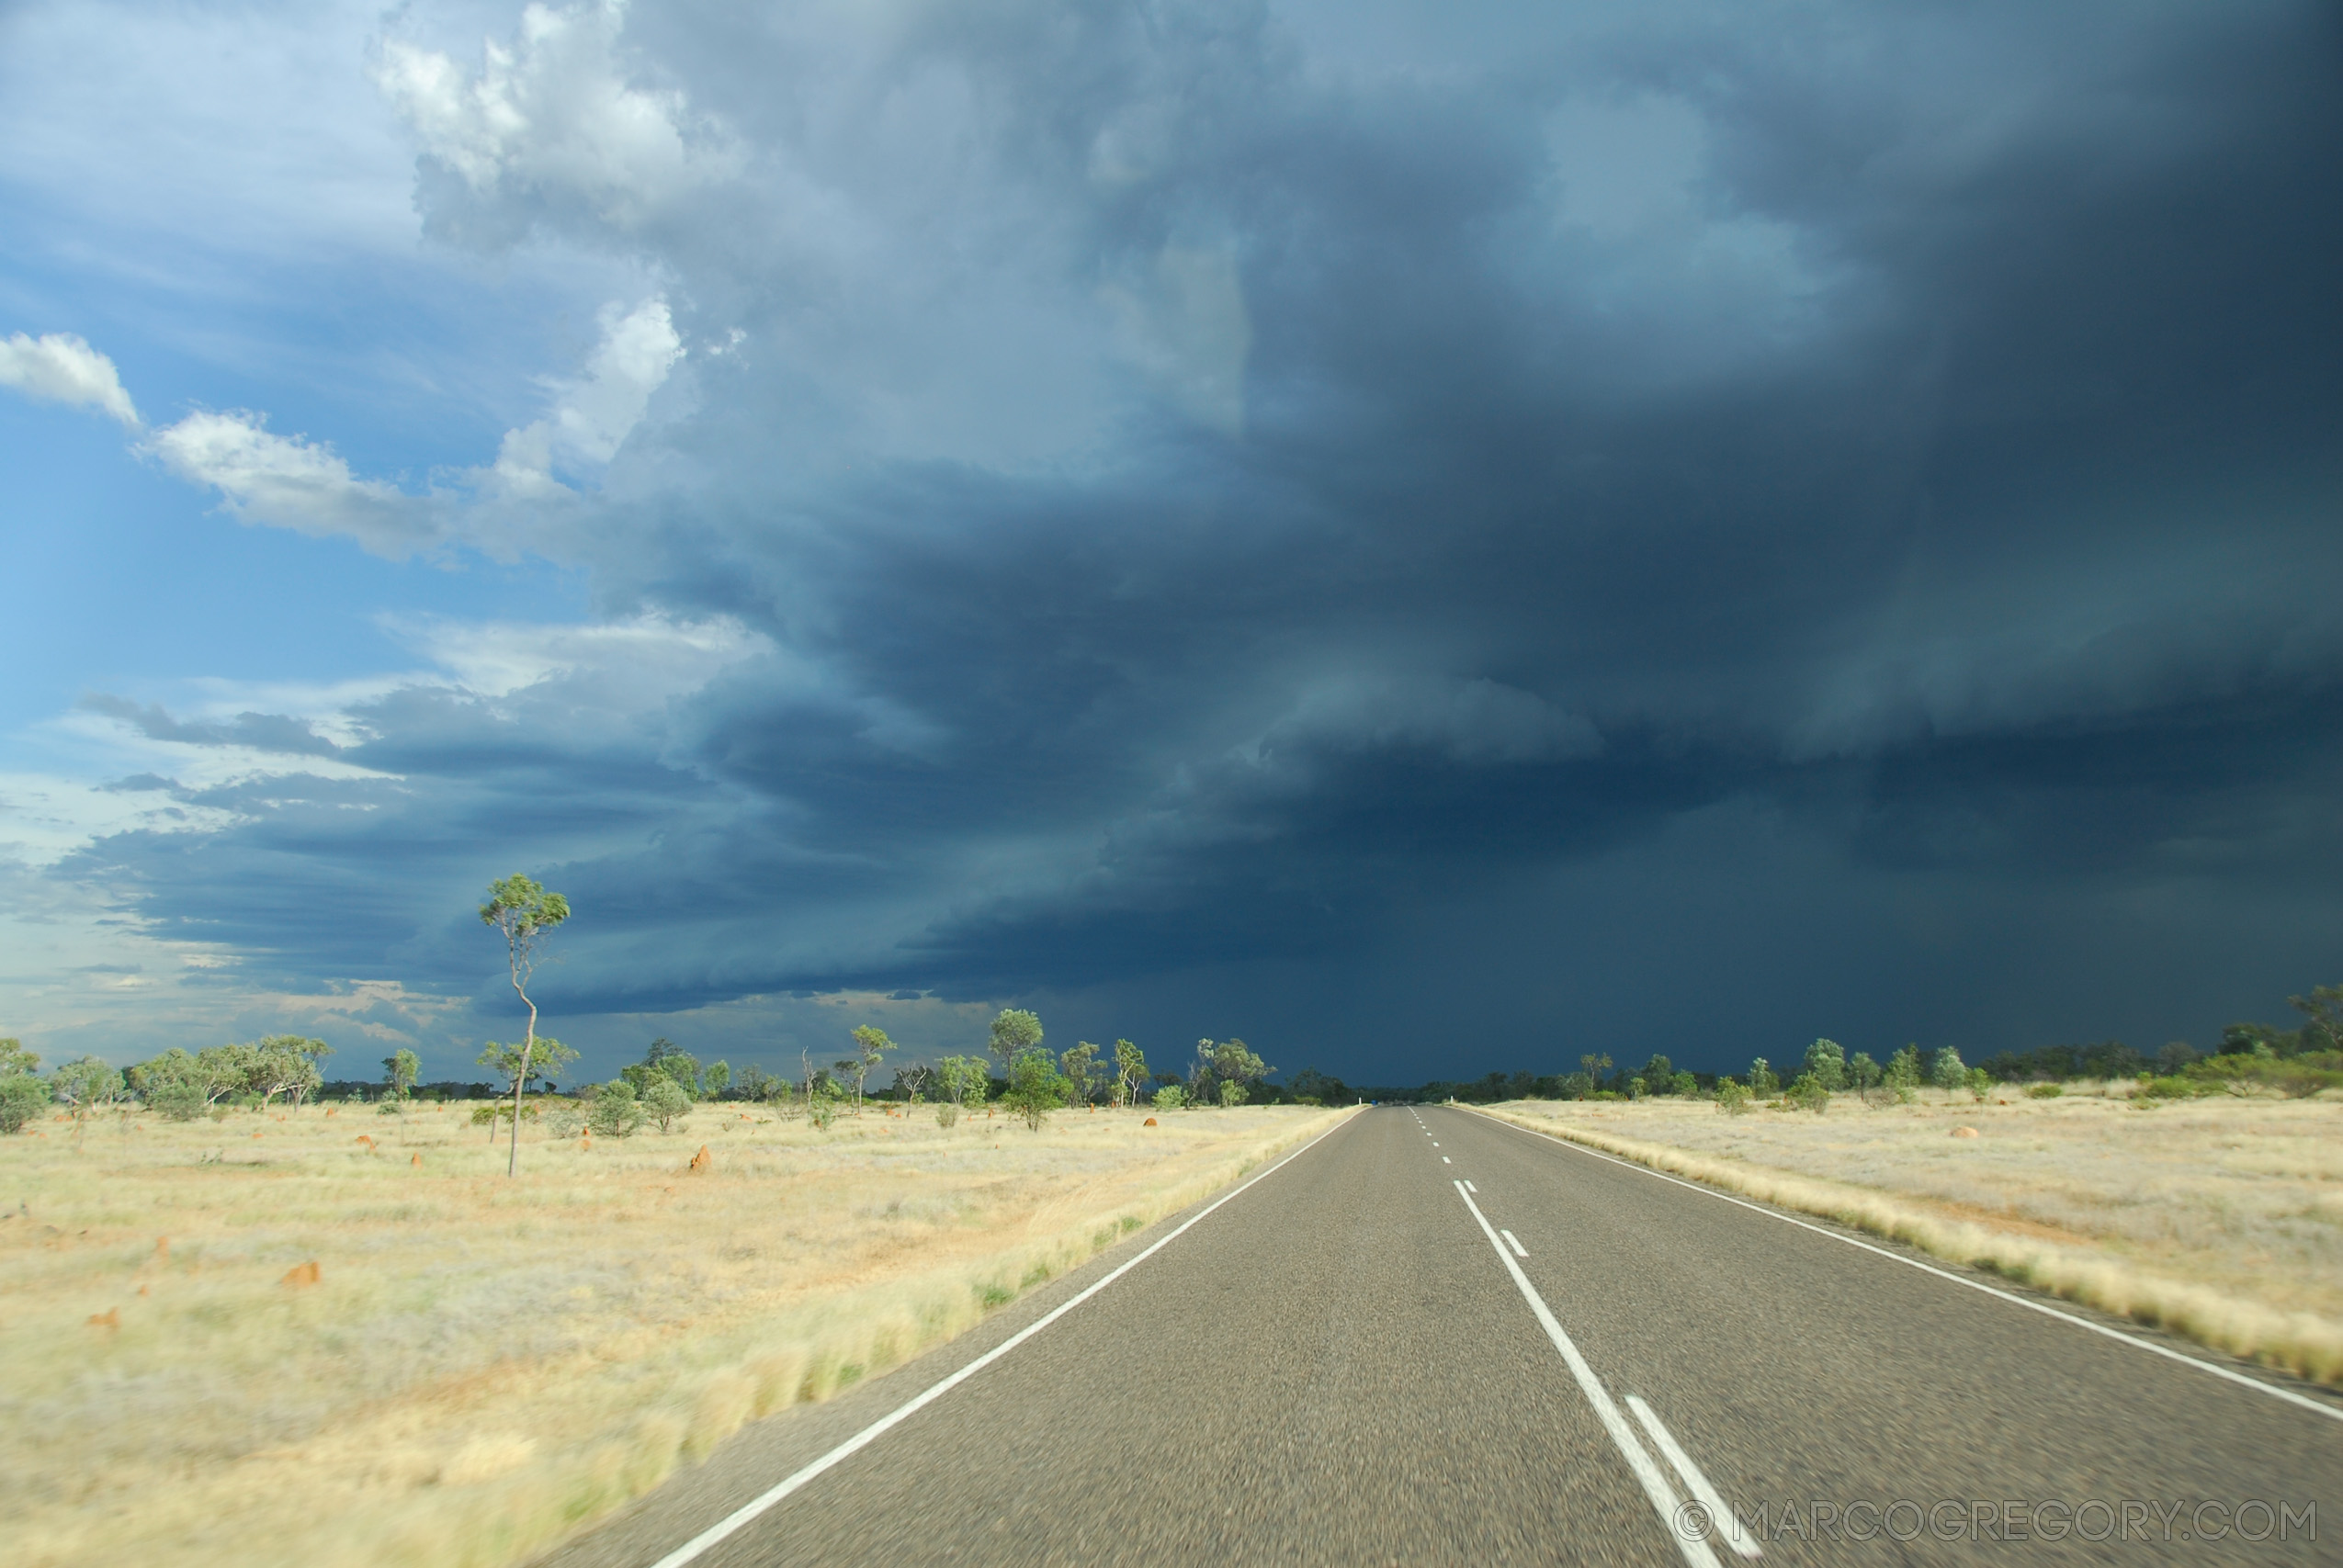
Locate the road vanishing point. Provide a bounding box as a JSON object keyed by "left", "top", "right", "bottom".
{"left": 544, "top": 1106, "right": 2341, "bottom": 1566}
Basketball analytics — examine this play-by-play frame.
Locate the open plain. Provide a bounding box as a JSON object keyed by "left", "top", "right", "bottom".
{"left": 0, "top": 1099, "right": 1347, "bottom": 1568}
{"left": 1478, "top": 1089, "right": 2343, "bottom": 1382}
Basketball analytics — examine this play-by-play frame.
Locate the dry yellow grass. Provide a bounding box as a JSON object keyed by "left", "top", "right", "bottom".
{"left": 1475, "top": 1089, "right": 2343, "bottom": 1383}
{"left": 1, "top": 1098, "right": 1352, "bottom": 1568}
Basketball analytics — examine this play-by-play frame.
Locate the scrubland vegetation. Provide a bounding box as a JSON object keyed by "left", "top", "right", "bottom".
{"left": 1, "top": 1091, "right": 1348, "bottom": 1568}
{"left": 1479, "top": 1086, "right": 2343, "bottom": 1384}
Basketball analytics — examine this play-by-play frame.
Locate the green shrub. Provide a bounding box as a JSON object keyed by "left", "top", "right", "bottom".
{"left": 1931, "top": 1046, "right": 1968, "bottom": 1091}
{"left": 586, "top": 1081, "right": 648, "bottom": 1137}
{"left": 640, "top": 1075, "right": 692, "bottom": 1132}
{"left": 1885, "top": 1045, "right": 1922, "bottom": 1103}
{"left": 1152, "top": 1084, "right": 1187, "bottom": 1111}
{"left": 1784, "top": 1073, "right": 1830, "bottom": 1113}
{"left": 2180, "top": 1050, "right": 2343, "bottom": 1100}
{"left": 146, "top": 1081, "right": 208, "bottom": 1122}
{"left": 0, "top": 1075, "right": 50, "bottom": 1134}
{"left": 2025, "top": 1082, "right": 2064, "bottom": 1100}
{"left": 1748, "top": 1058, "right": 1779, "bottom": 1097}
{"left": 1715, "top": 1078, "right": 1750, "bottom": 1115}
{"left": 1217, "top": 1078, "right": 1248, "bottom": 1109}
{"left": 935, "top": 1100, "right": 959, "bottom": 1129}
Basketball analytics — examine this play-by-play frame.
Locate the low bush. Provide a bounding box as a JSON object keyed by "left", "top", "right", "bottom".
{"left": 0, "top": 1074, "right": 50, "bottom": 1134}
{"left": 1784, "top": 1073, "right": 1830, "bottom": 1113}
{"left": 2182, "top": 1050, "right": 2343, "bottom": 1100}
{"left": 587, "top": 1081, "right": 648, "bottom": 1137}
{"left": 642, "top": 1075, "right": 692, "bottom": 1132}
{"left": 146, "top": 1081, "right": 208, "bottom": 1121}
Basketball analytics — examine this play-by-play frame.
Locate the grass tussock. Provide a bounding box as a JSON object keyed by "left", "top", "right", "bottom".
{"left": 1474, "top": 1092, "right": 2343, "bottom": 1384}
{"left": 0, "top": 1100, "right": 1353, "bottom": 1568}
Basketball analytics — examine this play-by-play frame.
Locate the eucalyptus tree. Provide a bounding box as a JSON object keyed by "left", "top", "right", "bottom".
{"left": 480, "top": 874, "right": 571, "bottom": 1177}
{"left": 1802, "top": 1038, "right": 1848, "bottom": 1092}
{"left": 1002, "top": 1048, "right": 1070, "bottom": 1130}
{"left": 1111, "top": 1040, "right": 1148, "bottom": 1108}
{"left": 253, "top": 1035, "right": 333, "bottom": 1111}
{"left": 934, "top": 1055, "right": 989, "bottom": 1126}
{"left": 1192, "top": 1039, "right": 1269, "bottom": 1106}
{"left": 382, "top": 1049, "right": 421, "bottom": 1110}
{"left": 1058, "top": 1041, "right": 1103, "bottom": 1107}
{"left": 847, "top": 1025, "right": 896, "bottom": 1104}
{"left": 643, "top": 1037, "right": 700, "bottom": 1094}
{"left": 51, "top": 1055, "right": 123, "bottom": 1146}
{"left": 988, "top": 1009, "right": 1042, "bottom": 1064}
{"left": 1885, "top": 1045, "right": 1922, "bottom": 1101}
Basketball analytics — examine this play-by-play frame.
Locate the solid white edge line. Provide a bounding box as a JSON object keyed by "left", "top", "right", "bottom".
{"left": 1451, "top": 1179, "right": 1722, "bottom": 1568}
{"left": 1627, "top": 1394, "right": 1761, "bottom": 1561}
{"left": 1500, "top": 1228, "right": 1529, "bottom": 1258}
{"left": 642, "top": 1111, "right": 1364, "bottom": 1568}
{"left": 1466, "top": 1110, "right": 2343, "bottom": 1427}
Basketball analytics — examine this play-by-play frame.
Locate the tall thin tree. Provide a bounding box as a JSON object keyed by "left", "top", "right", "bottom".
{"left": 480, "top": 873, "right": 570, "bottom": 1177}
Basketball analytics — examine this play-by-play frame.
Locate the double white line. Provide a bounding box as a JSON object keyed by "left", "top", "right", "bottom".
{"left": 1454, "top": 1180, "right": 1757, "bottom": 1566}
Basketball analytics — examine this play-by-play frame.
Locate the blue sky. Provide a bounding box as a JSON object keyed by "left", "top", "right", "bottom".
{"left": 4, "top": 0, "right": 2339, "bottom": 1088}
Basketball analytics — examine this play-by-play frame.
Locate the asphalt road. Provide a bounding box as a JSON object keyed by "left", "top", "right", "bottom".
{"left": 544, "top": 1105, "right": 2343, "bottom": 1566}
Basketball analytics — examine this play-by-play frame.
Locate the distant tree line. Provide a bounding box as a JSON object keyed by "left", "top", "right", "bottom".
{"left": 1342, "top": 984, "right": 2343, "bottom": 1110}
{"left": 413, "top": 1010, "right": 1341, "bottom": 1145}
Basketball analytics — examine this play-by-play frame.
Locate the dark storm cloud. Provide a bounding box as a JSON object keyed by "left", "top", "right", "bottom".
{"left": 62, "top": 0, "right": 2343, "bottom": 1070}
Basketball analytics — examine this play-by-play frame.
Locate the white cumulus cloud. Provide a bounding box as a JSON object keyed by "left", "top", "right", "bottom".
{"left": 489, "top": 296, "right": 683, "bottom": 493}
{"left": 146, "top": 410, "right": 440, "bottom": 558}
{"left": 373, "top": 0, "right": 731, "bottom": 237}
{"left": 0, "top": 331, "right": 140, "bottom": 425}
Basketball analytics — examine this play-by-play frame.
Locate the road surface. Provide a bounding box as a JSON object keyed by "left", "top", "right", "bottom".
{"left": 544, "top": 1105, "right": 2340, "bottom": 1565}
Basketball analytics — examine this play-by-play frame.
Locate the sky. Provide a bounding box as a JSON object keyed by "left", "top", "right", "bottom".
{"left": 2, "top": 0, "right": 2338, "bottom": 1089}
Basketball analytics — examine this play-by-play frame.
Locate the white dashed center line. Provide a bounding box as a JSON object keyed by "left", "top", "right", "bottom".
{"left": 1500, "top": 1229, "right": 1529, "bottom": 1258}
